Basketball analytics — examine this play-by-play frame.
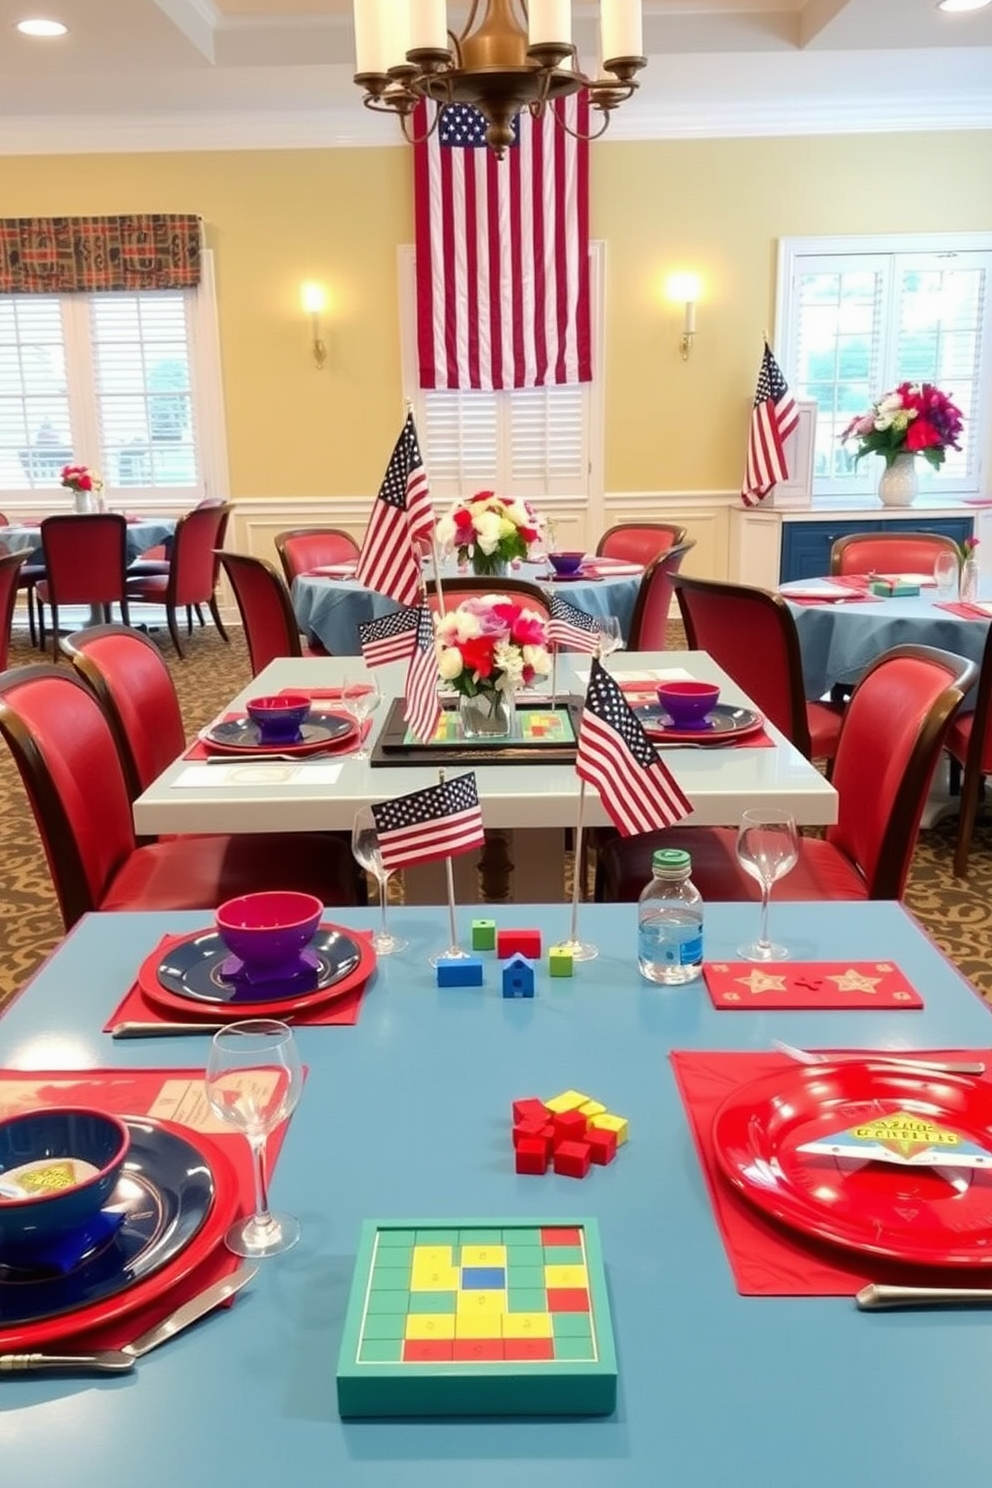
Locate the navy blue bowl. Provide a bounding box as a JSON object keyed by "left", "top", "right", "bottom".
{"left": 0, "top": 1108, "right": 130, "bottom": 1253}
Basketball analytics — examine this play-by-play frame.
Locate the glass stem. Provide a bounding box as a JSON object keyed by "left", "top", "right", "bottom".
{"left": 378, "top": 873, "right": 390, "bottom": 940}
{"left": 758, "top": 882, "right": 772, "bottom": 950}
{"left": 248, "top": 1133, "right": 271, "bottom": 1226}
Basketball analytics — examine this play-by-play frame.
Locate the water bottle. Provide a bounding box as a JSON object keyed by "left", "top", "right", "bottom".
{"left": 637, "top": 848, "right": 703, "bottom": 985}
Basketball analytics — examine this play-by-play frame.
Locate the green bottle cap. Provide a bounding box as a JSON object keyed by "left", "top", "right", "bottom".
{"left": 652, "top": 848, "right": 691, "bottom": 875}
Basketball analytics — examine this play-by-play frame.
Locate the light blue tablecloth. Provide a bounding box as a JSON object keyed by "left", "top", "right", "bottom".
{"left": 2, "top": 902, "right": 991, "bottom": 1488}
{"left": 292, "top": 561, "right": 642, "bottom": 655}
{"left": 1, "top": 516, "right": 176, "bottom": 566}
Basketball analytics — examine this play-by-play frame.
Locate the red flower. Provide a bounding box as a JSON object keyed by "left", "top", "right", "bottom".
{"left": 453, "top": 506, "right": 474, "bottom": 531}
{"left": 510, "top": 611, "right": 546, "bottom": 647}
{"left": 905, "top": 417, "right": 942, "bottom": 452}
{"left": 460, "top": 636, "right": 496, "bottom": 679}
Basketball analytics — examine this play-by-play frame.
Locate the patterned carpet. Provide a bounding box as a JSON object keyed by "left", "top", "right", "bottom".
{"left": 1, "top": 621, "right": 991, "bottom": 1007}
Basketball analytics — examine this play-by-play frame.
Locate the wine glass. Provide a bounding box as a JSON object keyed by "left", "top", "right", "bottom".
{"left": 351, "top": 805, "right": 408, "bottom": 955}
{"left": 205, "top": 1019, "right": 303, "bottom": 1258}
{"left": 933, "top": 550, "right": 958, "bottom": 600}
{"left": 597, "top": 615, "right": 623, "bottom": 660}
{"left": 342, "top": 673, "right": 381, "bottom": 760}
{"left": 735, "top": 808, "right": 799, "bottom": 961}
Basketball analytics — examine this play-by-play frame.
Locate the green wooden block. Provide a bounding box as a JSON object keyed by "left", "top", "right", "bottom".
{"left": 471, "top": 918, "right": 497, "bottom": 951}
{"left": 376, "top": 1228, "right": 418, "bottom": 1247}
{"left": 506, "top": 1265, "right": 546, "bottom": 1290}
{"left": 554, "top": 1335, "right": 598, "bottom": 1361}
{"left": 370, "top": 1266, "right": 411, "bottom": 1289}
{"left": 459, "top": 1228, "right": 503, "bottom": 1244}
{"left": 366, "top": 1289, "right": 411, "bottom": 1315}
{"left": 548, "top": 944, "right": 574, "bottom": 977}
{"left": 553, "top": 1311, "right": 593, "bottom": 1339}
{"left": 361, "top": 1313, "right": 407, "bottom": 1340}
{"left": 506, "top": 1288, "right": 548, "bottom": 1314}
{"left": 416, "top": 1228, "right": 459, "bottom": 1246}
{"left": 408, "top": 1291, "right": 457, "bottom": 1315}
{"left": 543, "top": 1245, "right": 584, "bottom": 1265}
{"left": 359, "top": 1339, "right": 404, "bottom": 1363}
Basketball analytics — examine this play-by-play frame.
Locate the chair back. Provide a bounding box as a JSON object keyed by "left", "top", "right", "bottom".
{"left": 0, "top": 664, "right": 137, "bottom": 928}
{"left": 595, "top": 522, "right": 687, "bottom": 566}
{"left": 275, "top": 528, "right": 360, "bottom": 586}
{"left": 828, "top": 644, "right": 976, "bottom": 897}
{"left": 0, "top": 552, "right": 26, "bottom": 671}
{"left": 425, "top": 576, "right": 551, "bottom": 621}
{"left": 62, "top": 624, "right": 186, "bottom": 798}
{"left": 40, "top": 514, "right": 128, "bottom": 604}
{"left": 672, "top": 574, "right": 813, "bottom": 755}
{"left": 219, "top": 552, "right": 303, "bottom": 675}
{"left": 166, "top": 503, "right": 231, "bottom": 607}
{"left": 830, "top": 530, "right": 959, "bottom": 576}
{"left": 627, "top": 541, "right": 695, "bottom": 650}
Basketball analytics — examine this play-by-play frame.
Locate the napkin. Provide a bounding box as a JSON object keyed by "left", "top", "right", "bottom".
{"left": 702, "top": 960, "right": 923, "bottom": 1010}
{"left": 934, "top": 600, "right": 992, "bottom": 620}
{"left": 580, "top": 559, "right": 643, "bottom": 577}
{"left": 306, "top": 563, "right": 357, "bottom": 578}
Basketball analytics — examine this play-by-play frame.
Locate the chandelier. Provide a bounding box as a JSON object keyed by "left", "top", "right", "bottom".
{"left": 352, "top": 0, "right": 646, "bottom": 157}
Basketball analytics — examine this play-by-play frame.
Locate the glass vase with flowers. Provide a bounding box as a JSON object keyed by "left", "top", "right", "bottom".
{"left": 435, "top": 492, "right": 542, "bottom": 577}
{"left": 959, "top": 535, "right": 981, "bottom": 605}
{"left": 436, "top": 595, "right": 552, "bottom": 738}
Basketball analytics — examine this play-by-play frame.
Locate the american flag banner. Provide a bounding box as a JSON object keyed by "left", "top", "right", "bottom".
{"left": 403, "top": 604, "right": 441, "bottom": 744}
{"left": 358, "top": 606, "right": 420, "bottom": 669}
{"left": 355, "top": 412, "right": 434, "bottom": 605}
{"left": 576, "top": 659, "right": 693, "bottom": 836}
{"left": 371, "top": 771, "right": 485, "bottom": 873}
{"left": 413, "top": 96, "right": 591, "bottom": 391}
{"left": 740, "top": 342, "right": 800, "bottom": 508}
{"left": 546, "top": 593, "right": 601, "bottom": 654}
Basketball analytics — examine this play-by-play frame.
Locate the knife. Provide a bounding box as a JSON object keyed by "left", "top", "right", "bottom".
{"left": 111, "top": 1020, "right": 230, "bottom": 1038}
{"left": 0, "top": 1266, "right": 258, "bottom": 1373}
{"left": 857, "top": 1283, "right": 992, "bottom": 1310}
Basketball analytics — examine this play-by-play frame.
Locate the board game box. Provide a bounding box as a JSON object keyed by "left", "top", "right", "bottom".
{"left": 370, "top": 697, "right": 583, "bottom": 767}
{"left": 336, "top": 1217, "right": 617, "bottom": 1417}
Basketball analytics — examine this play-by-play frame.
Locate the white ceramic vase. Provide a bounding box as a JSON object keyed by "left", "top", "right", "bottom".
{"left": 877, "top": 452, "right": 918, "bottom": 508}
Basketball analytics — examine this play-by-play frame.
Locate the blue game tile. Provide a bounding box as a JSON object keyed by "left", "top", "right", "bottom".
{"left": 460, "top": 1266, "right": 506, "bottom": 1290}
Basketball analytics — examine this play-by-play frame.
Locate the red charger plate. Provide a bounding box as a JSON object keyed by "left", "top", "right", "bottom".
{"left": 638, "top": 703, "right": 764, "bottom": 745}
{"left": 712, "top": 1061, "right": 992, "bottom": 1267}
{"left": 200, "top": 710, "right": 357, "bottom": 757}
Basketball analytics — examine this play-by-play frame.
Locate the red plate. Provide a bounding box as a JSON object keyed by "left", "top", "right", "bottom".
{"left": 201, "top": 708, "right": 357, "bottom": 757}
{"left": 136, "top": 922, "right": 377, "bottom": 1021}
{"left": 0, "top": 1119, "right": 241, "bottom": 1351}
{"left": 636, "top": 702, "right": 765, "bottom": 745}
{"left": 712, "top": 1062, "right": 992, "bottom": 1267}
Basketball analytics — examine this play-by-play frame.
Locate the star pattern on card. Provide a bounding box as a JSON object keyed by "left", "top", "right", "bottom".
{"left": 723, "top": 991, "right": 741, "bottom": 1002}
{"left": 735, "top": 970, "right": 789, "bottom": 995}
{"left": 827, "top": 968, "right": 883, "bottom": 994}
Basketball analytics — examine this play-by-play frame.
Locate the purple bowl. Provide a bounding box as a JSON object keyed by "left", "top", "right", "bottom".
{"left": 657, "top": 681, "right": 721, "bottom": 730}
{"left": 549, "top": 551, "right": 585, "bottom": 577}
{"left": 245, "top": 693, "right": 311, "bottom": 744}
{"left": 216, "top": 891, "right": 324, "bottom": 983}
{"left": 0, "top": 1107, "right": 130, "bottom": 1253}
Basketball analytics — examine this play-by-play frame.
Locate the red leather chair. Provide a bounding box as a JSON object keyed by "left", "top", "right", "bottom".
{"left": 0, "top": 661, "right": 365, "bottom": 932}
{"left": 598, "top": 644, "right": 977, "bottom": 904}
{"left": 36, "top": 514, "right": 130, "bottom": 661}
{"left": 424, "top": 577, "right": 551, "bottom": 621}
{"left": 126, "top": 503, "right": 231, "bottom": 657}
{"left": 830, "top": 531, "right": 959, "bottom": 576}
{"left": 218, "top": 552, "right": 311, "bottom": 675}
{"left": 128, "top": 497, "right": 227, "bottom": 577}
{"left": 627, "top": 542, "right": 696, "bottom": 650}
{"left": 672, "top": 574, "right": 844, "bottom": 765}
{"left": 595, "top": 522, "right": 687, "bottom": 567}
{"left": 0, "top": 551, "right": 26, "bottom": 671}
{"left": 945, "top": 621, "right": 992, "bottom": 878}
{"left": 275, "top": 527, "right": 360, "bottom": 586}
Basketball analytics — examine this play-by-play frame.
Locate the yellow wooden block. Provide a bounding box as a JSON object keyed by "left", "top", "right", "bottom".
{"left": 405, "top": 1314, "right": 456, "bottom": 1341}
{"left": 455, "top": 1311, "right": 503, "bottom": 1339}
{"left": 460, "top": 1244, "right": 507, "bottom": 1268}
{"left": 455, "top": 1289, "right": 507, "bottom": 1314}
{"left": 411, "top": 1245, "right": 455, "bottom": 1269}
{"left": 590, "top": 1112, "right": 628, "bottom": 1144}
{"left": 410, "top": 1265, "right": 461, "bottom": 1292}
{"left": 578, "top": 1099, "right": 606, "bottom": 1117}
{"left": 544, "top": 1264, "right": 588, "bottom": 1289}
{"left": 544, "top": 1089, "right": 591, "bottom": 1114}
{"left": 501, "top": 1312, "right": 553, "bottom": 1339}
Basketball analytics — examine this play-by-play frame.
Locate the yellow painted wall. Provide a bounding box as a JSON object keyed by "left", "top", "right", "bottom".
{"left": 1, "top": 130, "right": 990, "bottom": 499}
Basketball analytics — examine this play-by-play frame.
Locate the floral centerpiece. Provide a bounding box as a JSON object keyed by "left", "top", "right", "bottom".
{"left": 60, "top": 463, "right": 104, "bottom": 514}
{"left": 436, "top": 594, "right": 551, "bottom": 737}
{"left": 841, "top": 383, "right": 964, "bottom": 471}
{"left": 435, "top": 492, "right": 542, "bottom": 577}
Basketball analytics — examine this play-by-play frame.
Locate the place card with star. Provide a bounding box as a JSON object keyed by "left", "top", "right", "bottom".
{"left": 702, "top": 962, "right": 923, "bottom": 1011}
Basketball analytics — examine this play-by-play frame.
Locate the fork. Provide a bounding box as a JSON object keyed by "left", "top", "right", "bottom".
{"left": 772, "top": 1038, "right": 985, "bottom": 1077}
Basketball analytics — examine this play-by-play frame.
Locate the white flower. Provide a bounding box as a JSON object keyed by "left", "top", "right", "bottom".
{"left": 474, "top": 510, "right": 502, "bottom": 554}
{"left": 497, "top": 516, "right": 516, "bottom": 540}
{"left": 437, "top": 646, "right": 464, "bottom": 680}
{"left": 453, "top": 610, "right": 482, "bottom": 641}
{"left": 874, "top": 414, "right": 893, "bottom": 431}
{"left": 493, "top": 640, "right": 525, "bottom": 688}
{"left": 435, "top": 513, "right": 457, "bottom": 547}
{"left": 878, "top": 394, "right": 903, "bottom": 414}
{"left": 505, "top": 499, "right": 529, "bottom": 527}
{"left": 522, "top": 644, "right": 551, "bottom": 677}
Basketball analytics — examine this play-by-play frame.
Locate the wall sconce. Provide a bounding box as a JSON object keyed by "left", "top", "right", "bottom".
{"left": 665, "top": 272, "right": 701, "bottom": 361}
{"left": 300, "top": 282, "right": 328, "bottom": 370}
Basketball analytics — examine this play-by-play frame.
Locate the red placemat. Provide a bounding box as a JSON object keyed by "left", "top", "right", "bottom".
{"left": 788, "top": 595, "right": 881, "bottom": 607}
{"left": 185, "top": 712, "right": 369, "bottom": 761}
{"left": 104, "top": 929, "right": 373, "bottom": 1031}
{"left": 703, "top": 961, "right": 923, "bottom": 1010}
{"left": 830, "top": 574, "right": 936, "bottom": 592}
{"left": 934, "top": 601, "right": 992, "bottom": 620}
{"left": 0, "top": 1066, "right": 298, "bottom": 1347}
{"left": 671, "top": 1048, "right": 991, "bottom": 1296}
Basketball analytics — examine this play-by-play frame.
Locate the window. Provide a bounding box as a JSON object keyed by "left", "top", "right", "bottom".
{"left": 398, "top": 244, "right": 603, "bottom": 517}
{"left": 0, "top": 250, "right": 227, "bottom": 507}
{"left": 777, "top": 235, "right": 992, "bottom": 498}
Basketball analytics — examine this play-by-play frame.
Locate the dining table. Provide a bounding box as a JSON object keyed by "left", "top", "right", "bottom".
{"left": 2, "top": 899, "right": 991, "bottom": 1488}
{"left": 1, "top": 514, "right": 178, "bottom": 567}
{"left": 290, "top": 558, "right": 644, "bottom": 657}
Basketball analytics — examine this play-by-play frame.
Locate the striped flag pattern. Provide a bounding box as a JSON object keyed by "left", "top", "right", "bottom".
{"left": 740, "top": 342, "right": 800, "bottom": 508}
{"left": 413, "top": 96, "right": 591, "bottom": 391}
{"left": 372, "top": 771, "right": 485, "bottom": 873}
{"left": 359, "top": 606, "right": 420, "bottom": 669}
{"left": 546, "top": 593, "right": 601, "bottom": 654}
{"left": 356, "top": 413, "right": 434, "bottom": 605}
{"left": 576, "top": 659, "right": 693, "bottom": 836}
{"left": 402, "top": 604, "right": 441, "bottom": 744}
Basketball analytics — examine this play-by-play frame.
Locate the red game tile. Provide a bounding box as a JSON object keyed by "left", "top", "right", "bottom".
{"left": 546, "top": 1288, "right": 591, "bottom": 1313}
{"left": 513, "top": 1098, "right": 550, "bottom": 1125}
{"left": 541, "top": 1227, "right": 582, "bottom": 1246}
{"left": 503, "top": 1338, "right": 556, "bottom": 1361}
{"left": 403, "top": 1340, "right": 454, "bottom": 1362}
{"left": 452, "top": 1339, "right": 505, "bottom": 1362}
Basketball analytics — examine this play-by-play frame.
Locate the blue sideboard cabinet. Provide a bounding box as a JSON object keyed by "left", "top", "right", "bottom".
{"left": 779, "top": 516, "right": 973, "bottom": 582}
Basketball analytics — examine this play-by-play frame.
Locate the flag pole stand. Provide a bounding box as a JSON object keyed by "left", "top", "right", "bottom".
{"left": 560, "top": 779, "right": 598, "bottom": 962}
{"left": 428, "top": 769, "right": 472, "bottom": 967}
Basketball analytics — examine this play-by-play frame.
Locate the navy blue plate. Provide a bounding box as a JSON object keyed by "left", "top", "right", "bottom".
{"left": 204, "top": 709, "right": 354, "bottom": 754}
{"left": 157, "top": 927, "right": 362, "bottom": 1005}
{"left": 0, "top": 1118, "right": 215, "bottom": 1329}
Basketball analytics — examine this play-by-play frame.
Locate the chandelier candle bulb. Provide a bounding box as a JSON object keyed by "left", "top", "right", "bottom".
{"left": 601, "top": 0, "right": 642, "bottom": 63}
{"left": 409, "top": 0, "right": 448, "bottom": 52}
{"left": 528, "top": 0, "right": 572, "bottom": 48}
{"left": 353, "top": 0, "right": 392, "bottom": 75}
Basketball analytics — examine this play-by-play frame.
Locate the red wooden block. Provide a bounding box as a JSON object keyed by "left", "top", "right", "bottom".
{"left": 452, "top": 1339, "right": 505, "bottom": 1362}
{"left": 546, "top": 1287, "right": 591, "bottom": 1313}
{"left": 541, "top": 1226, "right": 583, "bottom": 1247}
{"left": 552, "top": 1110, "right": 588, "bottom": 1145}
{"left": 503, "top": 1337, "right": 556, "bottom": 1361}
{"left": 586, "top": 1126, "right": 618, "bottom": 1165}
{"left": 515, "top": 1137, "right": 550, "bottom": 1174}
{"left": 552, "top": 1138, "right": 592, "bottom": 1179}
{"left": 403, "top": 1339, "right": 454, "bottom": 1361}
{"left": 512, "top": 1122, "right": 552, "bottom": 1150}
{"left": 498, "top": 929, "right": 542, "bottom": 960}
{"left": 512, "top": 1097, "right": 551, "bottom": 1125}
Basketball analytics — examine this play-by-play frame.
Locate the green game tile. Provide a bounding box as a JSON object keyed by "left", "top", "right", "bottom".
{"left": 358, "top": 1339, "right": 404, "bottom": 1364}
{"left": 366, "top": 1290, "right": 411, "bottom": 1316}
{"left": 360, "top": 1314, "right": 407, "bottom": 1340}
{"left": 507, "top": 1288, "right": 548, "bottom": 1314}
{"left": 407, "top": 1291, "right": 457, "bottom": 1315}
{"left": 458, "top": 1229, "right": 503, "bottom": 1245}
{"left": 369, "top": 1266, "right": 411, "bottom": 1289}
{"left": 502, "top": 1227, "right": 543, "bottom": 1246}
{"left": 416, "top": 1229, "right": 460, "bottom": 1246}
{"left": 553, "top": 1312, "right": 594, "bottom": 1339}
{"left": 506, "top": 1266, "right": 546, "bottom": 1290}
{"left": 552, "top": 1335, "right": 597, "bottom": 1362}
{"left": 504, "top": 1242, "right": 544, "bottom": 1262}
{"left": 376, "top": 1229, "right": 418, "bottom": 1248}
{"left": 543, "top": 1245, "right": 585, "bottom": 1266}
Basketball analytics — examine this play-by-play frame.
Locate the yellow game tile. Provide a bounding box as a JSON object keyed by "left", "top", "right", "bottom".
{"left": 544, "top": 1090, "right": 591, "bottom": 1114}
{"left": 590, "top": 1113, "right": 628, "bottom": 1145}
{"left": 405, "top": 1314, "right": 456, "bottom": 1341}
{"left": 455, "top": 1311, "right": 504, "bottom": 1340}
{"left": 578, "top": 1100, "right": 606, "bottom": 1118}
{"left": 410, "top": 1265, "right": 461, "bottom": 1292}
{"left": 460, "top": 1244, "right": 507, "bottom": 1268}
{"left": 544, "top": 1265, "right": 588, "bottom": 1290}
{"left": 502, "top": 1312, "right": 553, "bottom": 1339}
{"left": 411, "top": 1245, "right": 455, "bottom": 1269}
{"left": 456, "top": 1289, "right": 507, "bottom": 1314}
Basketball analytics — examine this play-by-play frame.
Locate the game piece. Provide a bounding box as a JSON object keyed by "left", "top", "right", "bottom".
{"left": 501, "top": 953, "right": 535, "bottom": 999}
{"left": 590, "top": 1112, "right": 628, "bottom": 1145}
{"left": 512, "top": 1097, "right": 550, "bottom": 1125}
{"left": 553, "top": 1140, "right": 592, "bottom": 1179}
{"left": 497, "top": 929, "right": 542, "bottom": 960}
{"left": 545, "top": 1090, "right": 591, "bottom": 1114}
{"left": 336, "top": 1219, "right": 617, "bottom": 1416}
{"left": 548, "top": 944, "right": 574, "bottom": 977}
{"left": 435, "top": 956, "right": 483, "bottom": 988}
{"left": 471, "top": 918, "right": 497, "bottom": 952}
{"left": 586, "top": 1127, "right": 618, "bottom": 1165}
{"left": 552, "top": 1110, "right": 588, "bottom": 1144}
{"left": 512, "top": 1121, "right": 553, "bottom": 1149}
{"left": 514, "top": 1138, "right": 550, "bottom": 1175}
{"left": 578, "top": 1099, "right": 606, "bottom": 1118}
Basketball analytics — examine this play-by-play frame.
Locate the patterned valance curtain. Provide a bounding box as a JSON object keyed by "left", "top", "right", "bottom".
{"left": 0, "top": 214, "right": 201, "bottom": 293}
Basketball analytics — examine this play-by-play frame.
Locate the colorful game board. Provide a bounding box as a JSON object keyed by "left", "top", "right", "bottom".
{"left": 404, "top": 707, "right": 576, "bottom": 747}
{"left": 336, "top": 1218, "right": 616, "bottom": 1417}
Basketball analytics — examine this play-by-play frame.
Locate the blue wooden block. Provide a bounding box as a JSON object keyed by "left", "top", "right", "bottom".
{"left": 501, "top": 953, "right": 535, "bottom": 999}
{"left": 436, "top": 956, "right": 484, "bottom": 988}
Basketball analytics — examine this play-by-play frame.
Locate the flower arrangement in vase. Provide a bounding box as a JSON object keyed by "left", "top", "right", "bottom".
{"left": 958, "top": 535, "right": 981, "bottom": 604}
{"left": 436, "top": 595, "right": 551, "bottom": 738}
{"left": 60, "top": 463, "right": 104, "bottom": 514}
{"left": 435, "top": 492, "right": 542, "bottom": 577}
{"left": 840, "top": 383, "right": 964, "bottom": 507}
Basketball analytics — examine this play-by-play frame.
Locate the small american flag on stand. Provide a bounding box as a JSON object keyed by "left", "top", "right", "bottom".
{"left": 355, "top": 412, "right": 434, "bottom": 605}
{"left": 403, "top": 605, "right": 441, "bottom": 743}
{"left": 576, "top": 659, "right": 693, "bottom": 835}
{"left": 358, "top": 606, "right": 420, "bottom": 669}
{"left": 371, "top": 771, "right": 485, "bottom": 873}
{"left": 740, "top": 342, "right": 800, "bottom": 508}
{"left": 546, "top": 594, "right": 601, "bottom": 655}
